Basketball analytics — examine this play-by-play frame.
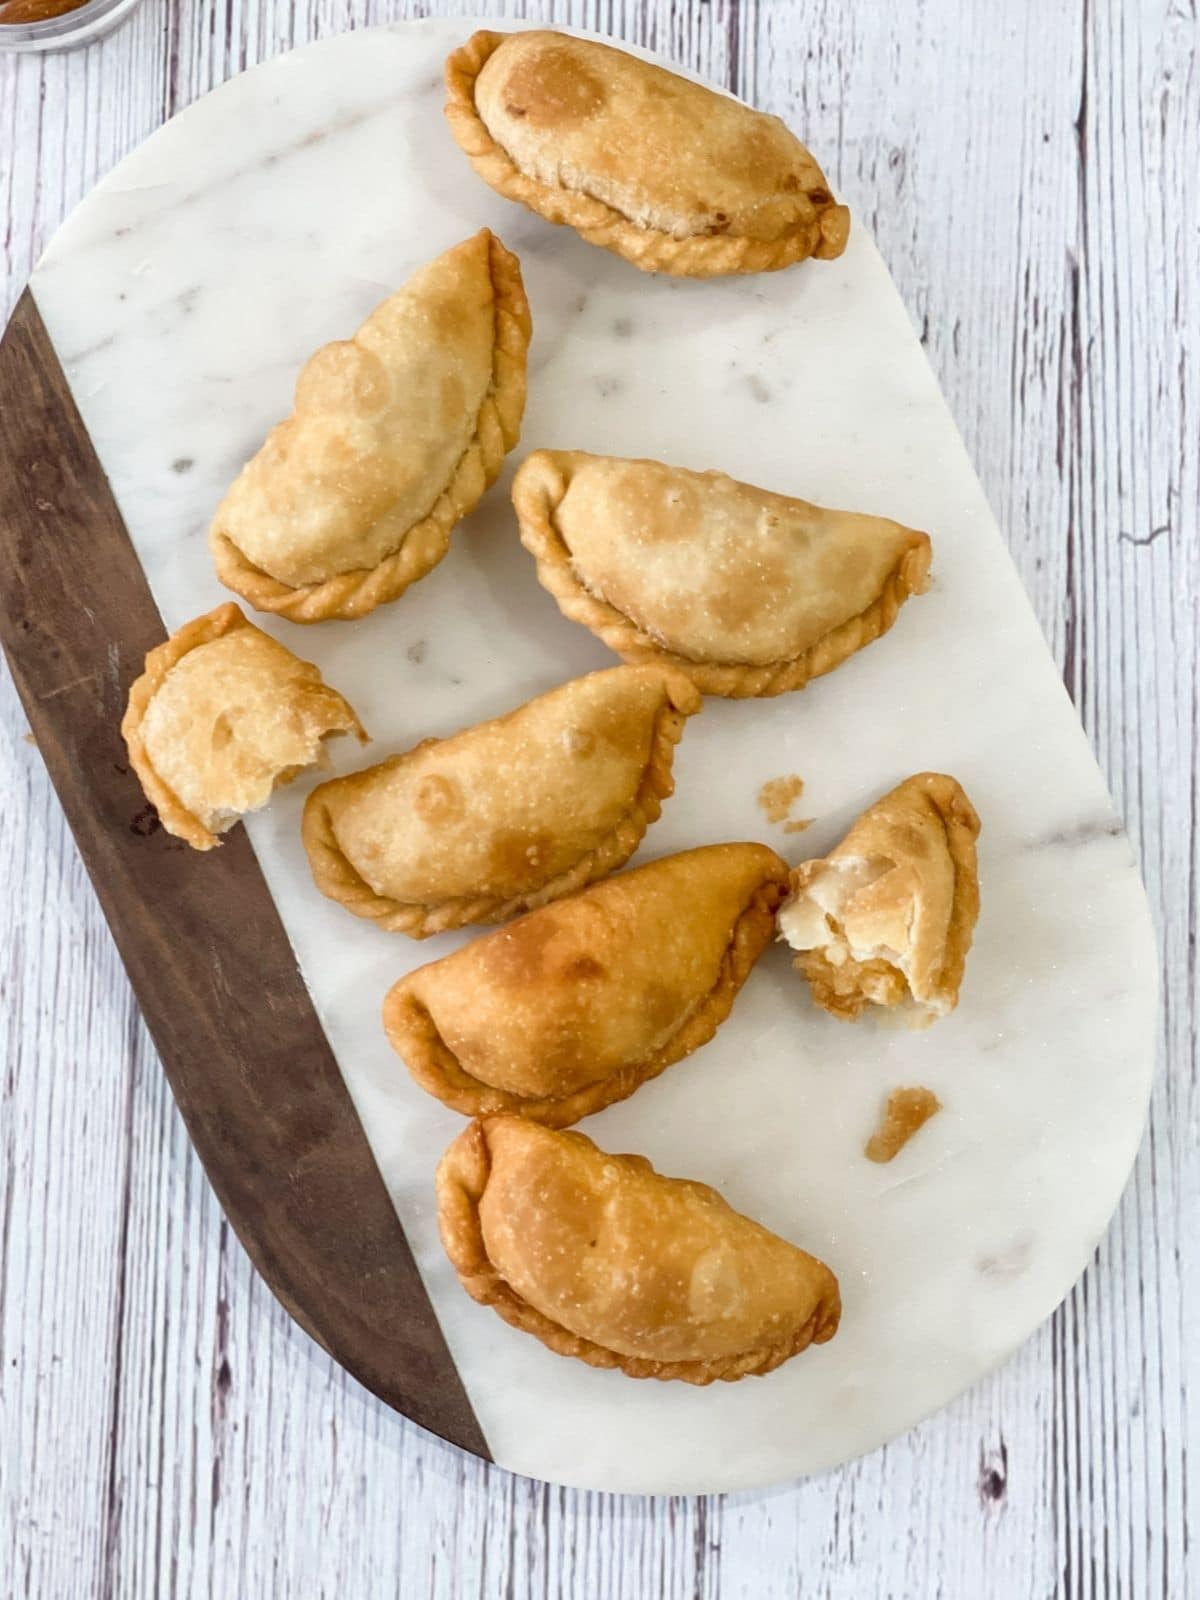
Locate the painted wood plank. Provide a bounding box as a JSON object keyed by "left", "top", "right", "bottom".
{"left": 1, "top": 1, "right": 1194, "bottom": 1595}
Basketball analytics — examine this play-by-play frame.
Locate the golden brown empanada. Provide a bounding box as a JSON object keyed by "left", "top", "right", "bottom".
{"left": 121, "top": 602, "right": 366, "bottom": 851}
{"left": 445, "top": 31, "right": 849, "bottom": 278}
{"left": 383, "top": 843, "right": 788, "bottom": 1126}
{"left": 437, "top": 1117, "right": 841, "bottom": 1382}
{"left": 302, "top": 666, "right": 700, "bottom": 937}
{"left": 513, "top": 450, "right": 932, "bottom": 697}
{"left": 778, "top": 773, "right": 981, "bottom": 1023}
{"left": 210, "top": 230, "right": 530, "bottom": 622}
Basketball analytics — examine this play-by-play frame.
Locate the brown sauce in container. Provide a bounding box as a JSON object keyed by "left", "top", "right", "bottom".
{"left": 0, "top": 0, "right": 91, "bottom": 21}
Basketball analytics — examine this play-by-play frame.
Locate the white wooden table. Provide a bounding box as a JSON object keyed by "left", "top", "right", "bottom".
{"left": 2, "top": 2, "right": 1195, "bottom": 1594}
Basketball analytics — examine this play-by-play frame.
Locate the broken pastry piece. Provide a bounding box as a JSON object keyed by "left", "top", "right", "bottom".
{"left": 210, "top": 230, "right": 530, "bottom": 622}
{"left": 437, "top": 1116, "right": 841, "bottom": 1382}
{"left": 864, "top": 1087, "right": 942, "bottom": 1163}
{"left": 445, "top": 31, "right": 849, "bottom": 278}
{"left": 121, "top": 602, "right": 366, "bottom": 851}
{"left": 779, "top": 774, "right": 980, "bottom": 1023}
{"left": 384, "top": 843, "right": 789, "bottom": 1126}
{"left": 303, "top": 666, "right": 700, "bottom": 937}
{"left": 513, "top": 451, "right": 931, "bottom": 697}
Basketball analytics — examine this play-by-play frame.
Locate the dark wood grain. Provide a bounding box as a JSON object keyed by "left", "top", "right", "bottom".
{"left": 0, "top": 288, "right": 490, "bottom": 1464}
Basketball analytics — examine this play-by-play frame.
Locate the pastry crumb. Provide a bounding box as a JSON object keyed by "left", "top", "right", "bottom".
{"left": 23, "top": 731, "right": 37, "bottom": 746}
{"left": 758, "top": 774, "right": 805, "bottom": 825}
{"left": 783, "top": 816, "right": 813, "bottom": 834}
{"left": 864, "top": 1086, "right": 941, "bottom": 1163}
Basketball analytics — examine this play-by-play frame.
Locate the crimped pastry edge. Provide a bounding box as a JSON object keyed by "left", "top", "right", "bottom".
{"left": 120, "top": 601, "right": 367, "bottom": 851}
{"left": 444, "top": 29, "right": 850, "bottom": 280}
{"left": 788, "top": 771, "right": 982, "bottom": 1020}
{"left": 210, "top": 229, "right": 531, "bottom": 622}
{"left": 301, "top": 670, "right": 702, "bottom": 938}
{"left": 513, "top": 449, "right": 933, "bottom": 698}
{"left": 435, "top": 1118, "right": 841, "bottom": 1383}
{"left": 382, "top": 846, "right": 789, "bottom": 1125}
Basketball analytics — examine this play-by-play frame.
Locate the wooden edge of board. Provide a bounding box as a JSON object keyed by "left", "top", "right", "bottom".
{"left": 0, "top": 288, "right": 491, "bottom": 1464}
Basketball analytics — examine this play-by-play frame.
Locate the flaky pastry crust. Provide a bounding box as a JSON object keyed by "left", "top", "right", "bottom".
{"left": 302, "top": 666, "right": 701, "bottom": 938}
{"left": 864, "top": 1086, "right": 942, "bottom": 1163}
{"left": 121, "top": 602, "right": 366, "bottom": 851}
{"left": 513, "top": 450, "right": 932, "bottom": 698}
{"left": 444, "top": 30, "right": 849, "bottom": 279}
{"left": 383, "top": 843, "right": 789, "bottom": 1126}
{"left": 436, "top": 1117, "right": 841, "bottom": 1382}
{"left": 780, "top": 773, "right": 981, "bottom": 1021}
{"left": 210, "top": 230, "right": 530, "bottom": 622}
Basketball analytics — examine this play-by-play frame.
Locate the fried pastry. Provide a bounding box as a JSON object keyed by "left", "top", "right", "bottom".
{"left": 384, "top": 843, "right": 789, "bottom": 1125}
{"left": 864, "top": 1087, "right": 942, "bottom": 1163}
{"left": 778, "top": 773, "right": 981, "bottom": 1023}
{"left": 513, "top": 450, "right": 932, "bottom": 697}
{"left": 302, "top": 666, "right": 700, "bottom": 937}
{"left": 210, "top": 230, "right": 530, "bottom": 622}
{"left": 444, "top": 30, "right": 849, "bottom": 278}
{"left": 121, "top": 602, "right": 366, "bottom": 851}
{"left": 437, "top": 1117, "right": 841, "bottom": 1382}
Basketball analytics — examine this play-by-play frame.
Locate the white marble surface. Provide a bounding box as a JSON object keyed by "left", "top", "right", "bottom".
{"left": 29, "top": 20, "right": 1157, "bottom": 1494}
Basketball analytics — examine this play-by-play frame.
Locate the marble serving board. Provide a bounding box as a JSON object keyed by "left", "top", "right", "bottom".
{"left": 10, "top": 20, "right": 1156, "bottom": 1494}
